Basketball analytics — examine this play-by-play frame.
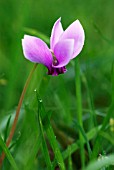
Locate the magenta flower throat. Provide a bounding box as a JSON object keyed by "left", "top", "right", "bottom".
{"left": 22, "top": 18, "right": 85, "bottom": 76}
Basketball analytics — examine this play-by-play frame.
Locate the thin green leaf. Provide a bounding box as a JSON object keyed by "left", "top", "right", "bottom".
{"left": 62, "top": 125, "right": 101, "bottom": 161}
{"left": 75, "top": 58, "right": 85, "bottom": 167}
{"left": 37, "top": 96, "right": 52, "bottom": 170}
{"left": 93, "top": 23, "right": 112, "bottom": 44}
{"left": 9, "top": 131, "right": 21, "bottom": 150}
{"left": 0, "top": 135, "right": 19, "bottom": 170}
{"left": 68, "top": 146, "right": 73, "bottom": 170}
{"left": 81, "top": 71, "right": 98, "bottom": 128}
{"left": 74, "top": 120, "right": 92, "bottom": 159}
{"left": 84, "top": 154, "right": 114, "bottom": 170}
{"left": 4, "top": 115, "right": 12, "bottom": 142}
{"left": 99, "top": 131, "right": 114, "bottom": 145}
{"left": 91, "top": 63, "right": 114, "bottom": 159}
{"left": 36, "top": 92, "right": 65, "bottom": 170}
{"left": 24, "top": 134, "right": 41, "bottom": 170}
{"left": 46, "top": 124, "right": 65, "bottom": 170}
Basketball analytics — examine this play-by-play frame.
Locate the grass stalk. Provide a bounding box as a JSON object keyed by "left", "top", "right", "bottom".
{"left": 75, "top": 58, "right": 85, "bottom": 168}
{"left": 0, "top": 63, "right": 38, "bottom": 165}
{"left": 36, "top": 92, "right": 65, "bottom": 170}
{"left": 38, "top": 114, "right": 52, "bottom": 170}
{"left": 46, "top": 125, "right": 65, "bottom": 170}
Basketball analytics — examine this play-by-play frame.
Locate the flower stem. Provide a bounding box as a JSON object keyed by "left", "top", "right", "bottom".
{"left": 75, "top": 58, "right": 85, "bottom": 168}
{"left": 0, "top": 63, "right": 38, "bottom": 165}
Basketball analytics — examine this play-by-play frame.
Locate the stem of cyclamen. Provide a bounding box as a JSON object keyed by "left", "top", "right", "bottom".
{"left": 0, "top": 63, "right": 38, "bottom": 165}
{"left": 75, "top": 58, "right": 85, "bottom": 168}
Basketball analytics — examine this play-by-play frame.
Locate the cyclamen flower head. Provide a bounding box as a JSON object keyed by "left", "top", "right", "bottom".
{"left": 22, "top": 18, "right": 85, "bottom": 76}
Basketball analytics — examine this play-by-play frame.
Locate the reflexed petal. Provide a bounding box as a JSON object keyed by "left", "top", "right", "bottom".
{"left": 53, "top": 39, "right": 74, "bottom": 68}
{"left": 61, "top": 20, "right": 85, "bottom": 58}
{"left": 22, "top": 35, "right": 52, "bottom": 67}
{"left": 50, "top": 18, "right": 64, "bottom": 51}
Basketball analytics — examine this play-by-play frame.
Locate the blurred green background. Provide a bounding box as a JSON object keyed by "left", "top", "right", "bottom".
{"left": 0, "top": 0, "right": 114, "bottom": 113}
{"left": 0, "top": 0, "right": 114, "bottom": 169}
{"left": 0, "top": 0, "right": 114, "bottom": 126}
{"left": 0, "top": 0, "right": 114, "bottom": 111}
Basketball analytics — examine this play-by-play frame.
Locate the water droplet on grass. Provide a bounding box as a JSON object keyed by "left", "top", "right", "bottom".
{"left": 39, "top": 99, "right": 42, "bottom": 103}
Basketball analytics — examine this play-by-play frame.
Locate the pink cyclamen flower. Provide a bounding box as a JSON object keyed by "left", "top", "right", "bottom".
{"left": 22, "top": 18, "right": 85, "bottom": 76}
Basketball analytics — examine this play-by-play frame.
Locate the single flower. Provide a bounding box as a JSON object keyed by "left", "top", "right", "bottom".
{"left": 22, "top": 18, "right": 85, "bottom": 76}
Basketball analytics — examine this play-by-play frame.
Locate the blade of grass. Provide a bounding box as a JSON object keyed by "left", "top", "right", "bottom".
{"left": 36, "top": 93, "right": 65, "bottom": 170}
{"left": 0, "top": 63, "right": 38, "bottom": 165}
{"left": 4, "top": 115, "right": 12, "bottom": 142}
{"left": 84, "top": 154, "right": 114, "bottom": 170}
{"left": 75, "top": 58, "right": 85, "bottom": 167}
{"left": 24, "top": 133, "right": 41, "bottom": 170}
{"left": 91, "top": 63, "right": 114, "bottom": 159}
{"left": 9, "top": 131, "right": 21, "bottom": 150}
{"left": 93, "top": 23, "right": 113, "bottom": 44}
{"left": 52, "top": 125, "right": 101, "bottom": 168}
{"left": 99, "top": 131, "right": 114, "bottom": 145}
{"left": 91, "top": 106, "right": 114, "bottom": 160}
{"left": 62, "top": 125, "right": 101, "bottom": 161}
{"left": 37, "top": 96, "right": 52, "bottom": 170}
{"left": 74, "top": 120, "right": 92, "bottom": 159}
{"left": 46, "top": 124, "right": 65, "bottom": 170}
{"left": 101, "top": 63, "right": 114, "bottom": 128}
{"left": 81, "top": 71, "right": 98, "bottom": 128}
{"left": 68, "top": 146, "right": 73, "bottom": 170}
{"left": 0, "top": 135, "right": 19, "bottom": 170}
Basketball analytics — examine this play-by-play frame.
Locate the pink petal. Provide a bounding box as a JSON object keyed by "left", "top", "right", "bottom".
{"left": 61, "top": 20, "right": 85, "bottom": 59}
{"left": 50, "top": 18, "right": 64, "bottom": 51}
{"left": 22, "top": 35, "right": 52, "bottom": 67}
{"left": 52, "top": 39, "right": 74, "bottom": 68}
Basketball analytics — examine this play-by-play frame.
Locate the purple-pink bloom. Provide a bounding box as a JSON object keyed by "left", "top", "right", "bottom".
{"left": 22, "top": 18, "right": 85, "bottom": 76}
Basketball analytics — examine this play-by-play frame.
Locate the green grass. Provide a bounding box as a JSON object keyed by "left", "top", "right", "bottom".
{"left": 0, "top": 0, "right": 114, "bottom": 169}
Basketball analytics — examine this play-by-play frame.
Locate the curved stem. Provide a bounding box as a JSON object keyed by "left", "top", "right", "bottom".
{"left": 0, "top": 63, "right": 38, "bottom": 165}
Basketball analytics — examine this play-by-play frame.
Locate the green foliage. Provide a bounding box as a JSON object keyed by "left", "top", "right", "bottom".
{"left": 0, "top": 136, "right": 18, "bottom": 170}
{"left": 84, "top": 154, "right": 114, "bottom": 170}
{"left": 0, "top": 0, "right": 114, "bottom": 169}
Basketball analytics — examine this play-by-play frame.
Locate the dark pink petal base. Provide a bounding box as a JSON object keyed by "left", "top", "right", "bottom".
{"left": 47, "top": 66, "right": 67, "bottom": 76}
